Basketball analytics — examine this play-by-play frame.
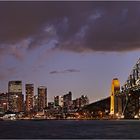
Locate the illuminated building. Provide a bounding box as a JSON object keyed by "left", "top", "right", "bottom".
{"left": 48, "top": 102, "right": 54, "bottom": 109}
{"left": 72, "top": 95, "right": 89, "bottom": 109}
{"left": 63, "top": 91, "right": 72, "bottom": 112}
{"left": 79, "top": 95, "right": 89, "bottom": 107}
{"left": 59, "top": 96, "right": 63, "bottom": 107}
{"left": 0, "top": 93, "right": 8, "bottom": 113}
{"left": 8, "top": 81, "right": 23, "bottom": 112}
{"left": 54, "top": 96, "right": 59, "bottom": 106}
{"left": 72, "top": 99, "right": 78, "bottom": 109}
{"left": 54, "top": 96, "right": 63, "bottom": 107}
{"left": 26, "top": 84, "right": 34, "bottom": 112}
{"left": 38, "top": 86, "right": 47, "bottom": 112}
{"left": 110, "top": 78, "right": 120, "bottom": 116}
{"left": 33, "top": 95, "right": 38, "bottom": 112}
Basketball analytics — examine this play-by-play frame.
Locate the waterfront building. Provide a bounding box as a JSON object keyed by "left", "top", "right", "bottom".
{"left": 54, "top": 96, "right": 63, "bottom": 107}
{"left": 79, "top": 95, "right": 89, "bottom": 107}
{"left": 63, "top": 91, "right": 72, "bottom": 112}
{"left": 54, "top": 96, "right": 59, "bottom": 106}
{"left": 25, "top": 84, "right": 34, "bottom": 112}
{"left": 48, "top": 102, "right": 54, "bottom": 109}
{"left": 59, "top": 96, "right": 63, "bottom": 107}
{"left": 72, "top": 95, "right": 89, "bottom": 109}
{"left": 72, "top": 98, "right": 78, "bottom": 109}
{"left": 0, "top": 93, "right": 8, "bottom": 113}
{"left": 33, "top": 95, "right": 38, "bottom": 112}
{"left": 8, "top": 81, "right": 23, "bottom": 112}
{"left": 38, "top": 86, "right": 47, "bottom": 112}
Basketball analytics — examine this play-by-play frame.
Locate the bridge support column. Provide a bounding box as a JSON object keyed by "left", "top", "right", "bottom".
{"left": 110, "top": 78, "right": 121, "bottom": 118}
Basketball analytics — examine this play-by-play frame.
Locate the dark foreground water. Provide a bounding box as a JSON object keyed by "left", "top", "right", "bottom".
{"left": 0, "top": 120, "right": 140, "bottom": 139}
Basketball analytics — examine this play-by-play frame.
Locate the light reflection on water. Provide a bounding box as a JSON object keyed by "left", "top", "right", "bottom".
{"left": 0, "top": 120, "right": 140, "bottom": 139}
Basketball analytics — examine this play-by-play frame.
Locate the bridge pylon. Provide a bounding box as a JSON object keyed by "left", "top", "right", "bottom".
{"left": 110, "top": 78, "right": 122, "bottom": 118}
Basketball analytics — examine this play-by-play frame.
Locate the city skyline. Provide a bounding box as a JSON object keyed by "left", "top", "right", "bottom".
{"left": 0, "top": 1, "right": 140, "bottom": 103}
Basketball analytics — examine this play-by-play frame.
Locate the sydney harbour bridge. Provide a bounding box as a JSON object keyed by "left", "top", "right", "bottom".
{"left": 84, "top": 58, "right": 140, "bottom": 119}
{"left": 115, "top": 58, "right": 140, "bottom": 119}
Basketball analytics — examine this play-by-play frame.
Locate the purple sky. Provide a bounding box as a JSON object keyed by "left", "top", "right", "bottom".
{"left": 0, "top": 1, "right": 140, "bottom": 103}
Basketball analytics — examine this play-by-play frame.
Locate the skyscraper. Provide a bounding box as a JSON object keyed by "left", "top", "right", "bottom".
{"left": 26, "top": 84, "right": 34, "bottom": 112}
{"left": 54, "top": 96, "right": 63, "bottom": 107}
{"left": 0, "top": 93, "right": 8, "bottom": 113}
{"left": 79, "top": 95, "right": 89, "bottom": 107}
{"left": 72, "top": 95, "right": 89, "bottom": 109}
{"left": 38, "top": 86, "right": 47, "bottom": 112}
{"left": 33, "top": 95, "right": 38, "bottom": 112}
{"left": 8, "top": 81, "right": 23, "bottom": 112}
{"left": 63, "top": 91, "right": 72, "bottom": 112}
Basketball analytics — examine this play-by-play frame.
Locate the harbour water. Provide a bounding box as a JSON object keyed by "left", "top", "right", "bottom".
{"left": 0, "top": 120, "right": 140, "bottom": 139}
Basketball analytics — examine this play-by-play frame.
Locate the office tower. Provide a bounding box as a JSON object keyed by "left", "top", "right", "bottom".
{"left": 63, "top": 91, "right": 72, "bottom": 112}
{"left": 54, "top": 96, "right": 59, "bottom": 106}
{"left": 72, "top": 98, "right": 78, "bottom": 109}
{"left": 72, "top": 95, "right": 89, "bottom": 109}
{"left": 48, "top": 102, "right": 54, "bottom": 109}
{"left": 79, "top": 95, "right": 89, "bottom": 107}
{"left": 54, "top": 96, "right": 63, "bottom": 107}
{"left": 0, "top": 93, "right": 8, "bottom": 113}
{"left": 59, "top": 96, "right": 63, "bottom": 107}
{"left": 8, "top": 81, "right": 23, "bottom": 112}
{"left": 38, "top": 86, "right": 47, "bottom": 112}
{"left": 26, "top": 84, "right": 34, "bottom": 112}
{"left": 33, "top": 95, "right": 38, "bottom": 112}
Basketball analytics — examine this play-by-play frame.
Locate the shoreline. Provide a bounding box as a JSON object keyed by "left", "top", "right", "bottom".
{"left": 1, "top": 118, "right": 139, "bottom": 121}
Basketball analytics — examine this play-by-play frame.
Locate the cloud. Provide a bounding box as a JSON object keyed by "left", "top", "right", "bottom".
{"left": 49, "top": 71, "right": 58, "bottom": 74}
{"left": 0, "top": 39, "right": 31, "bottom": 61}
{"left": 49, "top": 69, "right": 80, "bottom": 74}
{"left": 0, "top": 1, "right": 140, "bottom": 55}
{"left": 65, "top": 69, "right": 80, "bottom": 73}
{"left": 56, "top": 3, "right": 140, "bottom": 52}
{"left": 0, "top": 67, "right": 17, "bottom": 80}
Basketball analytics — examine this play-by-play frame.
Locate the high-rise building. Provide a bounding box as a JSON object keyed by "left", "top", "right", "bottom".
{"left": 0, "top": 93, "right": 8, "bottom": 113}
{"left": 59, "top": 96, "right": 63, "bottom": 107}
{"left": 38, "top": 86, "right": 47, "bottom": 112}
{"left": 63, "top": 91, "right": 72, "bottom": 112}
{"left": 54, "top": 96, "right": 63, "bottom": 107}
{"left": 26, "top": 84, "right": 34, "bottom": 112}
{"left": 79, "top": 95, "right": 89, "bottom": 107}
{"left": 72, "top": 95, "right": 89, "bottom": 109}
{"left": 48, "top": 102, "right": 54, "bottom": 109}
{"left": 72, "top": 98, "right": 78, "bottom": 109}
{"left": 33, "top": 95, "right": 38, "bottom": 112}
{"left": 54, "top": 96, "right": 59, "bottom": 106}
{"left": 8, "top": 81, "right": 23, "bottom": 112}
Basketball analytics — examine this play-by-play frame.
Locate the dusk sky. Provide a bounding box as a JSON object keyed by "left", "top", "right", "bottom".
{"left": 0, "top": 1, "right": 140, "bottom": 103}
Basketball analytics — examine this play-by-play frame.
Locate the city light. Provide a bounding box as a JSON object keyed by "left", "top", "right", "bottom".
{"left": 0, "top": 57, "right": 140, "bottom": 120}
{"left": 0, "top": 81, "right": 89, "bottom": 120}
